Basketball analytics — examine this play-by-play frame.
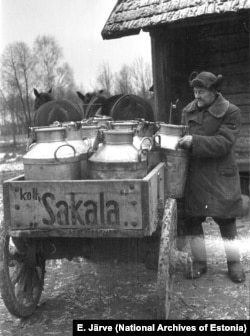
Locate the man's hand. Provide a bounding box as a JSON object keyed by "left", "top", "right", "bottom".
{"left": 178, "top": 135, "right": 193, "bottom": 149}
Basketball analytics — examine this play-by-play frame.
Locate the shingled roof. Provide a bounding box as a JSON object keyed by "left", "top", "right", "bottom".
{"left": 102, "top": 0, "right": 250, "bottom": 39}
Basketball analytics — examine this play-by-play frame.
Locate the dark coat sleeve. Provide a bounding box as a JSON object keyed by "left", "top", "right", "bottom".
{"left": 191, "top": 106, "right": 241, "bottom": 158}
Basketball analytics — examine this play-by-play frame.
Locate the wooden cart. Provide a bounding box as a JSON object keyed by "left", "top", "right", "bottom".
{"left": 0, "top": 162, "right": 179, "bottom": 319}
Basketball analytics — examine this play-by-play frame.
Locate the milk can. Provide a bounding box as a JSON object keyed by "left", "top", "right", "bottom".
{"left": 133, "top": 120, "right": 160, "bottom": 172}
{"left": 108, "top": 121, "right": 157, "bottom": 171}
{"left": 155, "top": 123, "right": 189, "bottom": 150}
{"left": 63, "top": 122, "right": 89, "bottom": 179}
{"left": 88, "top": 130, "right": 149, "bottom": 179}
{"left": 155, "top": 123, "right": 189, "bottom": 198}
{"left": 23, "top": 127, "right": 82, "bottom": 180}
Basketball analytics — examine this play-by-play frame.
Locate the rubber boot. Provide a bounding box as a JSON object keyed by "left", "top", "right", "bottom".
{"left": 186, "top": 217, "right": 207, "bottom": 279}
{"left": 217, "top": 218, "right": 245, "bottom": 283}
{"left": 224, "top": 240, "right": 245, "bottom": 283}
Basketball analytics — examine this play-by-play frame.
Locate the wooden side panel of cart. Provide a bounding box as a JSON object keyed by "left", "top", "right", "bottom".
{"left": 1, "top": 162, "right": 184, "bottom": 320}
{"left": 3, "top": 163, "right": 165, "bottom": 238}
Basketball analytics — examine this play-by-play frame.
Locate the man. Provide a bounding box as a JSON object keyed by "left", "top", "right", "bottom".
{"left": 178, "top": 71, "right": 245, "bottom": 282}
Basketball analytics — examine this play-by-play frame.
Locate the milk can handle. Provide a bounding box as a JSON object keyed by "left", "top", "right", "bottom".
{"left": 52, "top": 121, "right": 62, "bottom": 127}
{"left": 139, "top": 137, "right": 153, "bottom": 151}
{"left": 26, "top": 127, "right": 36, "bottom": 151}
{"left": 138, "top": 148, "right": 149, "bottom": 163}
{"left": 154, "top": 122, "right": 161, "bottom": 133}
{"left": 87, "top": 147, "right": 93, "bottom": 158}
{"left": 153, "top": 134, "right": 161, "bottom": 148}
{"left": 182, "top": 126, "right": 189, "bottom": 136}
{"left": 86, "top": 118, "right": 93, "bottom": 125}
{"left": 75, "top": 121, "right": 82, "bottom": 130}
{"left": 30, "top": 127, "right": 36, "bottom": 141}
{"left": 54, "top": 144, "right": 76, "bottom": 162}
{"left": 138, "top": 137, "right": 151, "bottom": 163}
{"left": 26, "top": 139, "right": 36, "bottom": 152}
{"left": 92, "top": 130, "right": 104, "bottom": 151}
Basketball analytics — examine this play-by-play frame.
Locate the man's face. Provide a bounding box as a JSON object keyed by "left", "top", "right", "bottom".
{"left": 193, "top": 87, "right": 215, "bottom": 108}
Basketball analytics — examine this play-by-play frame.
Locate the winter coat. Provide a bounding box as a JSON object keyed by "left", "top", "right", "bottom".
{"left": 181, "top": 93, "right": 242, "bottom": 218}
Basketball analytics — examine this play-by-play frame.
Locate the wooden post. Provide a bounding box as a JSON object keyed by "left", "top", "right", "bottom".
{"left": 156, "top": 198, "right": 177, "bottom": 319}
{"left": 150, "top": 29, "right": 172, "bottom": 123}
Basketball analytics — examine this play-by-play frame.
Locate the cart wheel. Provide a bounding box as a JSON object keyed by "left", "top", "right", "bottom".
{"left": 156, "top": 198, "right": 177, "bottom": 319}
{"left": 0, "top": 234, "right": 45, "bottom": 318}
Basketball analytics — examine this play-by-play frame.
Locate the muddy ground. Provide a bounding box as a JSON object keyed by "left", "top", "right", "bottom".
{"left": 0, "top": 143, "right": 249, "bottom": 335}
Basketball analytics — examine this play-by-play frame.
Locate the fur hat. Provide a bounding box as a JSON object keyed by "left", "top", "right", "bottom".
{"left": 189, "top": 71, "right": 223, "bottom": 90}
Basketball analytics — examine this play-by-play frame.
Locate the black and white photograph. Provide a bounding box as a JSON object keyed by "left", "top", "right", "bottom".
{"left": 0, "top": 0, "right": 249, "bottom": 334}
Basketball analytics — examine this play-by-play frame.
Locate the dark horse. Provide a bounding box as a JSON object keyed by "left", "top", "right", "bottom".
{"left": 76, "top": 90, "right": 108, "bottom": 119}
{"left": 33, "top": 88, "right": 83, "bottom": 126}
{"left": 76, "top": 91, "right": 154, "bottom": 121}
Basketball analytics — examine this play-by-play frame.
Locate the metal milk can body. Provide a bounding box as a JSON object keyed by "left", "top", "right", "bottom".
{"left": 155, "top": 123, "right": 190, "bottom": 198}
{"left": 160, "top": 148, "right": 189, "bottom": 199}
{"left": 88, "top": 130, "right": 148, "bottom": 179}
{"left": 63, "top": 122, "right": 89, "bottom": 179}
{"left": 23, "top": 127, "right": 81, "bottom": 180}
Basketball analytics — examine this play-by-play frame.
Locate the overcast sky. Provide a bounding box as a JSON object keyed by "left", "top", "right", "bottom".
{"left": 0, "top": 0, "right": 151, "bottom": 90}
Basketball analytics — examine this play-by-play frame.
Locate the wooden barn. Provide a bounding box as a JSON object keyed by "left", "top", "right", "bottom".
{"left": 102, "top": 0, "right": 250, "bottom": 193}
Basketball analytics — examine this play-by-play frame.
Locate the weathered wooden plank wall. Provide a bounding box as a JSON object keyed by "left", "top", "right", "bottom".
{"left": 151, "top": 13, "right": 249, "bottom": 172}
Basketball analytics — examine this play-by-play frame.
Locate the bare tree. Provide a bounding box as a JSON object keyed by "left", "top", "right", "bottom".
{"left": 0, "top": 42, "right": 36, "bottom": 130}
{"left": 55, "top": 62, "right": 75, "bottom": 88}
{"left": 33, "top": 35, "right": 62, "bottom": 89}
{"left": 130, "top": 57, "right": 152, "bottom": 99}
{"left": 114, "top": 64, "right": 133, "bottom": 95}
{"left": 0, "top": 36, "right": 77, "bottom": 137}
{"left": 0, "top": 91, "right": 22, "bottom": 144}
{"left": 96, "top": 62, "right": 113, "bottom": 95}
{"left": 95, "top": 58, "right": 152, "bottom": 98}
{"left": 33, "top": 35, "right": 75, "bottom": 92}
